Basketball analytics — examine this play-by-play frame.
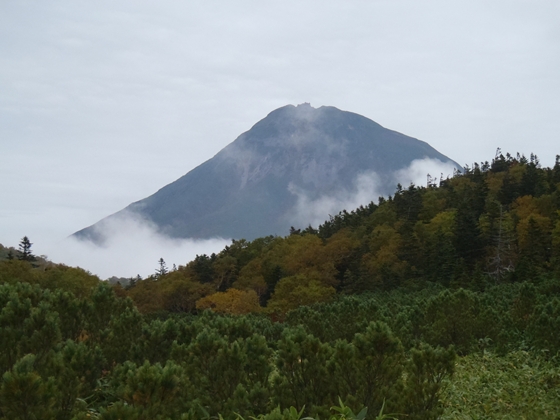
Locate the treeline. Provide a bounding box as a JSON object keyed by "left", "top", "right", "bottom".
{"left": 124, "top": 152, "right": 560, "bottom": 316}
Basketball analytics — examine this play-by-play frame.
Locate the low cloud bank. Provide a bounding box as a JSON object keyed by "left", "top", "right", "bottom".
{"left": 47, "top": 214, "right": 230, "bottom": 280}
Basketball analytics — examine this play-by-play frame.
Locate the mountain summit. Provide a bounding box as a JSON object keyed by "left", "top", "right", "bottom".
{"left": 74, "top": 104, "right": 461, "bottom": 242}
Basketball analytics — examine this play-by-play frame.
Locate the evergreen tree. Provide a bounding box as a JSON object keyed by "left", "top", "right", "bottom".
{"left": 330, "top": 321, "right": 405, "bottom": 415}
{"left": 155, "top": 258, "right": 168, "bottom": 279}
{"left": 0, "top": 355, "right": 56, "bottom": 419}
{"left": 454, "top": 205, "right": 483, "bottom": 268}
{"left": 519, "top": 154, "right": 546, "bottom": 197}
{"left": 17, "top": 236, "right": 34, "bottom": 262}
{"left": 486, "top": 204, "right": 516, "bottom": 283}
{"left": 289, "top": 226, "right": 301, "bottom": 235}
{"left": 190, "top": 254, "right": 215, "bottom": 283}
{"left": 273, "top": 327, "right": 333, "bottom": 416}
{"left": 403, "top": 344, "right": 455, "bottom": 420}
{"left": 552, "top": 155, "right": 560, "bottom": 184}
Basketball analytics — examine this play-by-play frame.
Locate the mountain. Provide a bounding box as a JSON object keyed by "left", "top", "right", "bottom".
{"left": 73, "top": 104, "right": 461, "bottom": 243}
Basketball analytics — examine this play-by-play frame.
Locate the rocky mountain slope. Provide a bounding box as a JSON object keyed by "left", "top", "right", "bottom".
{"left": 74, "top": 104, "right": 461, "bottom": 242}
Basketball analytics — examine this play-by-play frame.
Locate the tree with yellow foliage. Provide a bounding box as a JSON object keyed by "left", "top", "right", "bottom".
{"left": 196, "top": 288, "right": 261, "bottom": 315}
{"left": 266, "top": 274, "right": 336, "bottom": 316}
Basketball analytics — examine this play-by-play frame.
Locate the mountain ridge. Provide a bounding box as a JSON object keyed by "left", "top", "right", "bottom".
{"left": 74, "top": 104, "right": 461, "bottom": 242}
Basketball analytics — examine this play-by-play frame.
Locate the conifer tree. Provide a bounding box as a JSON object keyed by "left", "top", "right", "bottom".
{"left": 487, "top": 204, "right": 515, "bottom": 283}
{"left": 17, "top": 236, "right": 34, "bottom": 262}
{"left": 155, "top": 258, "right": 168, "bottom": 279}
{"left": 0, "top": 355, "right": 56, "bottom": 419}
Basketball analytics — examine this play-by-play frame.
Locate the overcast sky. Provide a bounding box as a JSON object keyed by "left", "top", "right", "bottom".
{"left": 1, "top": 1, "right": 559, "bottom": 276}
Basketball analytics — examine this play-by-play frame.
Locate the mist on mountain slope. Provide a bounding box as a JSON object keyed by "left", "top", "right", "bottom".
{"left": 47, "top": 157, "right": 458, "bottom": 279}
{"left": 288, "top": 157, "right": 458, "bottom": 228}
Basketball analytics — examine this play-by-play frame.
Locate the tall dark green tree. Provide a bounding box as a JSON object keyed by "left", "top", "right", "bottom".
{"left": 519, "top": 154, "right": 546, "bottom": 197}
{"left": 424, "top": 229, "right": 457, "bottom": 285}
{"left": 155, "top": 258, "right": 168, "bottom": 279}
{"left": 190, "top": 254, "right": 215, "bottom": 283}
{"left": 273, "top": 327, "right": 333, "bottom": 417}
{"left": 454, "top": 205, "right": 483, "bottom": 268}
{"left": 552, "top": 155, "right": 560, "bottom": 184}
{"left": 17, "top": 236, "right": 34, "bottom": 262}
{"left": 486, "top": 204, "right": 516, "bottom": 283}
{"left": 330, "top": 322, "right": 405, "bottom": 415}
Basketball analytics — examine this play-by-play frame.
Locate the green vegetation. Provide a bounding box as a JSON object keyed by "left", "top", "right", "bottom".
{"left": 1, "top": 152, "right": 560, "bottom": 418}
{"left": 441, "top": 351, "right": 560, "bottom": 419}
{"left": 122, "top": 152, "right": 560, "bottom": 317}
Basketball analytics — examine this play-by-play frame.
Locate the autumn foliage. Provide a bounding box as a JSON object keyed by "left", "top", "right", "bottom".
{"left": 1, "top": 151, "right": 560, "bottom": 419}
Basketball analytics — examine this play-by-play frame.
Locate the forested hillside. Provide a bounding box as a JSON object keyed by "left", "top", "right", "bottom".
{"left": 1, "top": 152, "right": 560, "bottom": 419}
{"left": 125, "top": 152, "right": 560, "bottom": 316}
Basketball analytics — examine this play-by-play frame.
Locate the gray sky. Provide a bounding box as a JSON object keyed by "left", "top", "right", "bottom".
{"left": 1, "top": 1, "right": 559, "bottom": 276}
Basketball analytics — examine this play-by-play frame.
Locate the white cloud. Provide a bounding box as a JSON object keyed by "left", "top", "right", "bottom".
{"left": 287, "top": 171, "right": 383, "bottom": 228}
{"left": 46, "top": 213, "right": 230, "bottom": 279}
{"left": 392, "top": 158, "right": 460, "bottom": 188}
{"left": 287, "top": 158, "right": 460, "bottom": 229}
